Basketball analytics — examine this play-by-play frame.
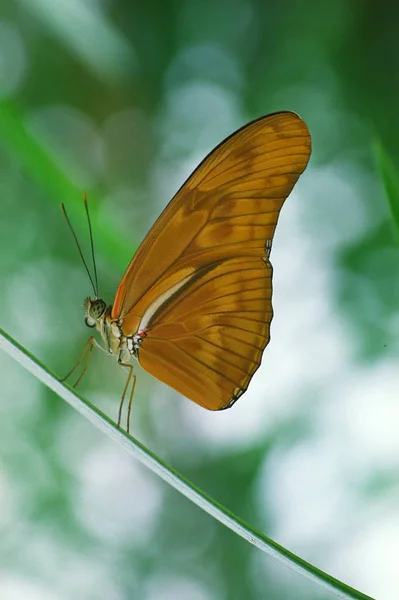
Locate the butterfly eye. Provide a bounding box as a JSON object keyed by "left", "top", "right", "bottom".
{"left": 83, "top": 298, "right": 106, "bottom": 328}
{"left": 89, "top": 299, "right": 106, "bottom": 319}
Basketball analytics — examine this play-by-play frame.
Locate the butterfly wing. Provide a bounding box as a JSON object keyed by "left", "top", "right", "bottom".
{"left": 112, "top": 111, "right": 311, "bottom": 409}
{"left": 138, "top": 256, "right": 273, "bottom": 409}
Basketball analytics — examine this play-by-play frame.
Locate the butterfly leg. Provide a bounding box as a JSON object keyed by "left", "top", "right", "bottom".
{"left": 72, "top": 340, "right": 95, "bottom": 389}
{"left": 117, "top": 360, "right": 136, "bottom": 433}
{"left": 126, "top": 369, "right": 137, "bottom": 434}
{"left": 61, "top": 336, "right": 106, "bottom": 388}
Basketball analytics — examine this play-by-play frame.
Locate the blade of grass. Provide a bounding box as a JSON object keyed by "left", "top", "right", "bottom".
{"left": 0, "top": 327, "right": 375, "bottom": 600}
{"left": 375, "top": 140, "right": 399, "bottom": 243}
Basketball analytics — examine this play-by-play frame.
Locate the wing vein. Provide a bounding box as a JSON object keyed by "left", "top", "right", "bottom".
{"left": 194, "top": 334, "right": 259, "bottom": 368}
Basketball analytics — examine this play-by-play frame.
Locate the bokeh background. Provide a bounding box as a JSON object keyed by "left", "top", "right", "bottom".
{"left": 0, "top": 1, "right": 398, "bottom": 599}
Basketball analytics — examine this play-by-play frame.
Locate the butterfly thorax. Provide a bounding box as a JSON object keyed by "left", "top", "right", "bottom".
{"left": 84, "top": 296, "right": 144, "bottom": 364}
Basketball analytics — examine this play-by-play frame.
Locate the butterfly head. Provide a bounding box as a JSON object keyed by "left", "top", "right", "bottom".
{"left": 84, "top": 297, "right": 107, "bottom": 328}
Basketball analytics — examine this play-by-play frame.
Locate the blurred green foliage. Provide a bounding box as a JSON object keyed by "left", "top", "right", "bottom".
{"left": 0, "top": 1, "right": 398, "bottom": 599}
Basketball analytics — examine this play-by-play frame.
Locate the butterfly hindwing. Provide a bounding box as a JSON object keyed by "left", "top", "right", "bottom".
{"left": 139, "top": 257, "right": 272, "bottom": 409}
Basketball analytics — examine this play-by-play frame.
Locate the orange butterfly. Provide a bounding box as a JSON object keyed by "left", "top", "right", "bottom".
{"left": 62, "top": 111, "right": 311, "bottom": 431}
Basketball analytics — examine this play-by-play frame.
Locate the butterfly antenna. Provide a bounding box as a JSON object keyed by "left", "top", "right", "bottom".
{"left": 60, "top": 202, "right": 97, "bottom": 298}
{"left": 83, "top": 193, "right": 99, "bottom": 298}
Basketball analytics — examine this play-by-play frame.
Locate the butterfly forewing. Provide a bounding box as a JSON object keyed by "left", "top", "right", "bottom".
{"left": 112, "top": 111, "right": 311, "bottom": 410}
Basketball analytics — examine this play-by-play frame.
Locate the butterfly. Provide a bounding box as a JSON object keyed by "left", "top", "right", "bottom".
{"left": 62, "top": 111, "right": 311, "bottom": 432}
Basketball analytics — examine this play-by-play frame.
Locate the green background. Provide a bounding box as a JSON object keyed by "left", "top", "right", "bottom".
{"left": 0, "top": 1, "right": 398, "bottom": 598}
